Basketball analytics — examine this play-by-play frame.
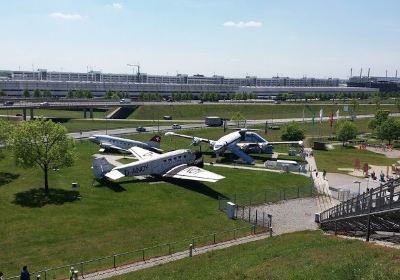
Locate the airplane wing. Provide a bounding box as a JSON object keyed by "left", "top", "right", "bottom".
{"left": 268, "top": 140, "right": 304, "bottom": 146}
{"left": 165, "top": 132, "right": 214, "bottom": 145}
{"left": 105, "top": 169, "right": 125, "bottom": 180}
{"left": 128, "top": 146, "right": 161, "bottom": 160}
{"left": 163, "top": 164, "right": 225, "bottom": 183}
{"left": 99, "top": 142, "right": 127, "bottom": 152}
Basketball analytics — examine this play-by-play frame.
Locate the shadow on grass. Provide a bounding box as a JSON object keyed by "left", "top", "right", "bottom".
{"left": 164, "top": 178, "right": 228, "bottom": 200}
{"left": 0, "top": 172, "right": 20, "bottom": 187}
{"left": 93, "top": 178, "right": 127, "bottom": 192}
{"left": 13, "top": 188, "right": 80, "bottom": 208}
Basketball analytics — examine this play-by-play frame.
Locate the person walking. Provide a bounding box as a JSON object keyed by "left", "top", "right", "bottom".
{"left": 20, "top": 266, "right": 30, "bottom": 280}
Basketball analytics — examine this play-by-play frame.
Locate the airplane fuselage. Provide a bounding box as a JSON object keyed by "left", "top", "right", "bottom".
{"left": 115, "top": 149, "right": 196, "bottom": 177}
{"left": 90, "top": 135, "right": 154, "bottom": 150}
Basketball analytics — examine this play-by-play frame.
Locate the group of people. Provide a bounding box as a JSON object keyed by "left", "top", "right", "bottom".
{"left": 370, "top": 170, "right": 387, "bottom": 183}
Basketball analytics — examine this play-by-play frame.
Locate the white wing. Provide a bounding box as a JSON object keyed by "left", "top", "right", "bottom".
{"left": 128, "top": 146, "right": 161, "bottom": 160}
{"left": 105, "top": 170, "right": 125, "bottom": 180}
{"left": 163, "top": 164, "right": 225, "bottom": 183}
{"left": 99, "top": 142, "right": 126, "bottom": 152}
{"left": 165, "top": 132, "right": 215, "bottom": 145}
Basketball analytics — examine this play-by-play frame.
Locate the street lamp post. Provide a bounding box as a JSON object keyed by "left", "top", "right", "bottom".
{"left": 354, "top": 180, "right": 361, "bottom": 195}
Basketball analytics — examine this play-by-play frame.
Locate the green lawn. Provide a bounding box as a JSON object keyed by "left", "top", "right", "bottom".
{"left": 314, "top": 146, "right": 399, "bottom": 174}
{"left": 0, "top": 141, "right": 309, "bottom": 277}
{"left": 129, "top": 104, "right": 397, "bottom": 120}
{"left": 61, "top": 119, "right": 201, "bottom": 132}
{"left": 112, "top": 230, "right": 400, "bottom": 280}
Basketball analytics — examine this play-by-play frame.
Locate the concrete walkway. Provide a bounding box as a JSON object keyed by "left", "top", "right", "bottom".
{"left": 304, "top": 148, "right": 339, "bottom": 211}
{"left": 76, "top": 233, "right": 269, "bottom": 280}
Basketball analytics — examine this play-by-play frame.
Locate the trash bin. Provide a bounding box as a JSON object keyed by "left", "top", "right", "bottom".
{"left": 226, "top": 202, "right": 236, "bottom": 219}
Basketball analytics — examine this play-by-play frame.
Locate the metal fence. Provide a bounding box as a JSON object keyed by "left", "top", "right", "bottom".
{"left": 218, "top": 184, "right": 315, "bottom": 209}
{"left": 3, "top": 225, "right": 265, "bottom": 280}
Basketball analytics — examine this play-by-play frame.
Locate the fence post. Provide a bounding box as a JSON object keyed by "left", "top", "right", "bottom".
{"left": 192, "top": 238, "right": 195, "bottom": 249}
{"left": 142, "top": 249, "right": 145, "bottom": 261}
{"left": 80, "top": 261, "right": 84, "bottom": 279}
{"left": 366, "top": 188, "right": 374, "bottom": 242}
{"left": 248, "top": 207, "right": 251, "bottom": 222}
{"left": 255, "top": 210, "right": 258, "bottom": 225}
{"left": 269, "top": 226, "right": 273, "bottom": 237}
{"left": 113, "top": 255, "right": 116, "bottom": 269}
{"left": 189, "top": 243, "right": 193, "bottom": 257}
{"left": 263, "top": 212, "right": 265, "bottom": 227}
{"left": 268, "top": 214, "right": 272, "bottom": 228}
{"left": 213, "top": 233, "right": 216, "bottom": 244}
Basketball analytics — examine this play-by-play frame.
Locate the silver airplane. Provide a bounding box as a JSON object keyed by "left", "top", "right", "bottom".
{"left": 165, "top": 130, "right": 303, "bottom": 165}
{"left": 92, "top": 146, "right": 225, "bottom": 183}
{"left": 89, "top": 134, "right": 162, "bottom": 153}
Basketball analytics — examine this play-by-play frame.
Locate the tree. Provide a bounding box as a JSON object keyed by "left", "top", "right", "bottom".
{"left": 9, "top": 119, "right": 76, "bottom": 194}
{"left": 395, "top": 98, "right": 400, "bottom": 113}
{"left": 33, "top": 89, "right": 42, "bottom": 98}
{"left": 281, "top": 122, "right": 305, "bottom": 141}
{"left": 23, "top": 89, "right": 30, "bottom": 97}
{"left": 336, "top": 121, "right": 358, "bottom": 146}
{"left": 377, "top": 118, "right": 400, "bottom": 144}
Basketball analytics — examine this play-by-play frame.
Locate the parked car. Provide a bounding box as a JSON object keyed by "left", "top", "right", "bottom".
{"left": 3, "top": 101, "right": 14, "bottom": 106}
{"left": 163, "top": 115, "right": 172, "bottom": 120}
{"left": 136, "top": 126, "right": 146, "bottom": 132}
{"left": 172, "top": 124, "right": 182, "bottom": 129}
{"left": 39, "top": 102, "right": 49, "bottom": 107}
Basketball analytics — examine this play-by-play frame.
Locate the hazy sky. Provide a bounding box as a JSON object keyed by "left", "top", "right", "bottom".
{"left": 0, "top": 0, "right": 399, "bottom": 78}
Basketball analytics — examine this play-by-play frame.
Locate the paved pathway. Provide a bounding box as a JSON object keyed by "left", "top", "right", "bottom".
{"left": 365, "top": 146, "right": 400, "bottom": 159}
{"left": 75, "top": 233, "right": 269, "bottom": 280}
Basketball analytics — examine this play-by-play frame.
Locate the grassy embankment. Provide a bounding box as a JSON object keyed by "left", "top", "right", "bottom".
{"left": 129, "top": 104, "right": 397, "bottom": 120}
{"left": 0, "top": 141, "right": 309, "bottom": 277}
{"left": 112, "top": 230, "right": 400, "bottom": 280}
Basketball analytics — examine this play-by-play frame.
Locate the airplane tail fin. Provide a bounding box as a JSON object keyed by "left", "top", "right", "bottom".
{"left": 147, "top": 135, "right": 161, "bottom": 148}
{"left": 92, "top": 157, "right": 116, "bottom": 179}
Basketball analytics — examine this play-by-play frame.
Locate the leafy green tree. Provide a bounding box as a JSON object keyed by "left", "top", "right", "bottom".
{"left": 395, "top": 98, "right": 400, "bottom": 113}
{"left": 281, "top": 122, "right": 305, "bottom": 141}
{"left": 377, "top": 118, "right": 400, "bottom": 144}
{"left": 23, "top": 89, "right": 30, "bottom": 97}
{"left": 336, "top": 121, "right": 358, "bottom": 146}
{"left": 33, "top": 89, "right": 42, "bottom": 98}
{"left": 9, "top": 119, "right": 76, "bottom": 194}
{"left": 42, "top": 90, "right": 52, "bottom": 98}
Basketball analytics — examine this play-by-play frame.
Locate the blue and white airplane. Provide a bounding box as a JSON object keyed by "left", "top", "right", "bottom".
{"left": 165, "top": 130, "right": 303, "bottom": 165}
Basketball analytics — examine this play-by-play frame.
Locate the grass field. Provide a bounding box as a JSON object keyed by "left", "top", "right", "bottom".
{"left": 111, "top": 230, "right": 400, "bottom": 280}
{"left": 0, "top": 141, "right": 310, "bottom": 276}
{"left": 129, "top": 104, "right": 397, "bottom": 120}
{"left": 61, "top": 119, "right": 202, "bottom": 133}
{"left": 314, "top": 146, "right": 399, "bottom": 174}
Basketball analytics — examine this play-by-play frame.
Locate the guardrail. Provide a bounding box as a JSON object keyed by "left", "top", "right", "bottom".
{"left": 3, "top": 225, "right": 265, "bottom": 280}
{"left": 319, "top": 177, "right": 400, "bottom": 241}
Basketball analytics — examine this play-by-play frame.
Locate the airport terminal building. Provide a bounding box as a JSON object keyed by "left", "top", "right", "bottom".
{"left": 0, "top": 69, "right": 378, "bottom": 98}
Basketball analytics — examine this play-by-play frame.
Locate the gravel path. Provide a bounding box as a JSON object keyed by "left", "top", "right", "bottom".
{"left": 243, "top": 198, "right": 319, "bottom": 235}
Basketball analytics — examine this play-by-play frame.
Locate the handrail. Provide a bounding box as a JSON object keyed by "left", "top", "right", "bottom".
{"left": 320, "top": 177, "right": 400, "bottom": 223}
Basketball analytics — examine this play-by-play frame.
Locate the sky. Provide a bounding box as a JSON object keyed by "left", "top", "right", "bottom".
{"left": 0, "top": 0, "right": 399, "bottom": 78}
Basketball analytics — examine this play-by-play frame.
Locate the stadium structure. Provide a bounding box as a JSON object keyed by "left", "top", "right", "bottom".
{"left": 0, "top": 69, "right": 378, "bottom": 98}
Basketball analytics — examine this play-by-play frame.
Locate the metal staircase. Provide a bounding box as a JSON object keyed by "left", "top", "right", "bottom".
{"left": 319, "top": 177, "right": 400, "bottom": 241}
